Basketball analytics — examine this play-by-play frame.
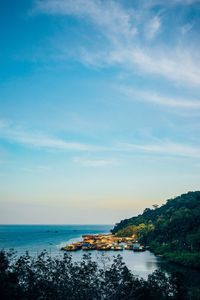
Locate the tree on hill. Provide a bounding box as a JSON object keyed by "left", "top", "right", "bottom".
{"left": 112, "top": 191, "right": 200, "bottom": 268}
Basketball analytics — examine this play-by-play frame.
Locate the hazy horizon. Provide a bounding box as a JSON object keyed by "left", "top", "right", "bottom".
{"left": 0, "top": 0, "right": 200, "bottom": 224}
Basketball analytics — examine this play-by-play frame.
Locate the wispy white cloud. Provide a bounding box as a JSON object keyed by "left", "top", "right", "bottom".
{"left": 34, "top": 0, "right": 200, "bottom": 87}
{"left": 145, "top": 16, "right": 161, "bottom": 40}
{"left": 118, "top": 86, "right": 200, "bottom": 109}
{"left": 34, "top": 0, "right": 137, "bottom": 43}
{"left": 0, "top": 122, "right": 103, "bottom": 152}
{"left": 21, "top": 165, "right": 52, "bottom": 173}
{"left": 181, "top": 23, "right": 193, "bottom": 35}
{"left": 1, "top": 120, "right": 200, "bottom": 160}
{"left": 141, "top": 0, "right": 200, "bottom": 8}
{"left": 5, "top": 131, "right": 89, "bottom": 151}
{"left": 73, "top": 157, "right": 118, "bottom": 167}
{"left": 119, "top": 141, "right": 200, "bottom": 158}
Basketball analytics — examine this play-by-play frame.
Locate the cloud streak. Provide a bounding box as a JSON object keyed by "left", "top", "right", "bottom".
{"left": 0, "top": 122, "right": 102, "bottom": 152}
{"left": 119, "top": 86, "right": 200, "bottom": 109}
{"left": 145, "top": 16, "right": 161, "bottom": 40}
{"left": 73, "top": 157, "right": 118, "bottom": 167}
{"left": 141, "top": 0, "right": 200, "bottom": 8}
{"left": 1, "top": 121, "right": 200, "bottom": 159}
{"left": 34, "top": 0, "right": 200, "bottom": 87}
{"left": 34, "top": 0, "right": 137, "bottom": 43}
{"left": 120, "top": 141, "right": 200, "bottom": 158}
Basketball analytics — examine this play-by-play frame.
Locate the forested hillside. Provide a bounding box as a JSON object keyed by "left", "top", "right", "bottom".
{"left": 112, "top": 191, "right": 200, "bottom": 268}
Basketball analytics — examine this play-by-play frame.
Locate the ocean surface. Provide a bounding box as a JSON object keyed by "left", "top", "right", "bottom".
{"left": 0, "top": 224, "right": 111, "bottom": 256}
{"left": 0, "top": 224, "right": 200, "bottom": 284}
{"left": 0, "top": 224, "right": 161, "bottom": 279}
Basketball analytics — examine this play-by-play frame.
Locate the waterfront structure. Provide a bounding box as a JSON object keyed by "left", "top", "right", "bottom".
{"left": 61, "top": 234, "right": 145, "bottom": 252}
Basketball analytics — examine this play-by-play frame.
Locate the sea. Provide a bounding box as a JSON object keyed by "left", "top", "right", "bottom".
{"left": 0, "top": 224, "right": 200, "bottom": 285}
{"left": 0, "top": 224, "right": 111, "bottom": 256}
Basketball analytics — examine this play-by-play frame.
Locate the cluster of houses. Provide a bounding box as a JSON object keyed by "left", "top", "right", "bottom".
{"left": 61, "top": 233, "right": 145, "bottom": 252}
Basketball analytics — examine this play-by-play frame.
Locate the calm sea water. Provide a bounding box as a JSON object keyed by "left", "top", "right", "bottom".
{"left": 0, "top": 224, "right": 160, "bottom": 278}
{"left": 0, "top": 225, "right": 199, "bottom": 284}
{"left": 0, "top": 225, "right": 111, "bottom": 255}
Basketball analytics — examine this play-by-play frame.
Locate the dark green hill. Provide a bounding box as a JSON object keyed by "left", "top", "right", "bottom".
{"left": 112, "top": 191, "right": 200, "bottom": 268}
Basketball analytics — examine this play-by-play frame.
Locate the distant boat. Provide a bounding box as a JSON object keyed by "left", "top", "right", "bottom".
{"left": 111, "top": 244, "right": 123, "bottom": 251}
{"left": 133, "top": 243, "right": 145, "bottom": 252}
{"left": 82, "top": 243, "right": 96, "bottom": 250}
{"left": 113, "top": 246, "right": 123, "bottom": 251}
{"left": 124, "top": 244, "right": 133, "bottom": 250}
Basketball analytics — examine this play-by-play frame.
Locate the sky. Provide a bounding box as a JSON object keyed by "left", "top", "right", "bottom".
{"left": 0, "top": 0, "right": 200, "bottom": 224}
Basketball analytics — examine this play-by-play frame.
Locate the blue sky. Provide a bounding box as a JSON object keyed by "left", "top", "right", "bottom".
{"left": 0, "top": 0, "right": 200, "bottom": 224}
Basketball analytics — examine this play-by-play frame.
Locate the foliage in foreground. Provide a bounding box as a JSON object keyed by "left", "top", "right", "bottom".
{"left": 0, "top": 250, "right": 198, "bottom": 300}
